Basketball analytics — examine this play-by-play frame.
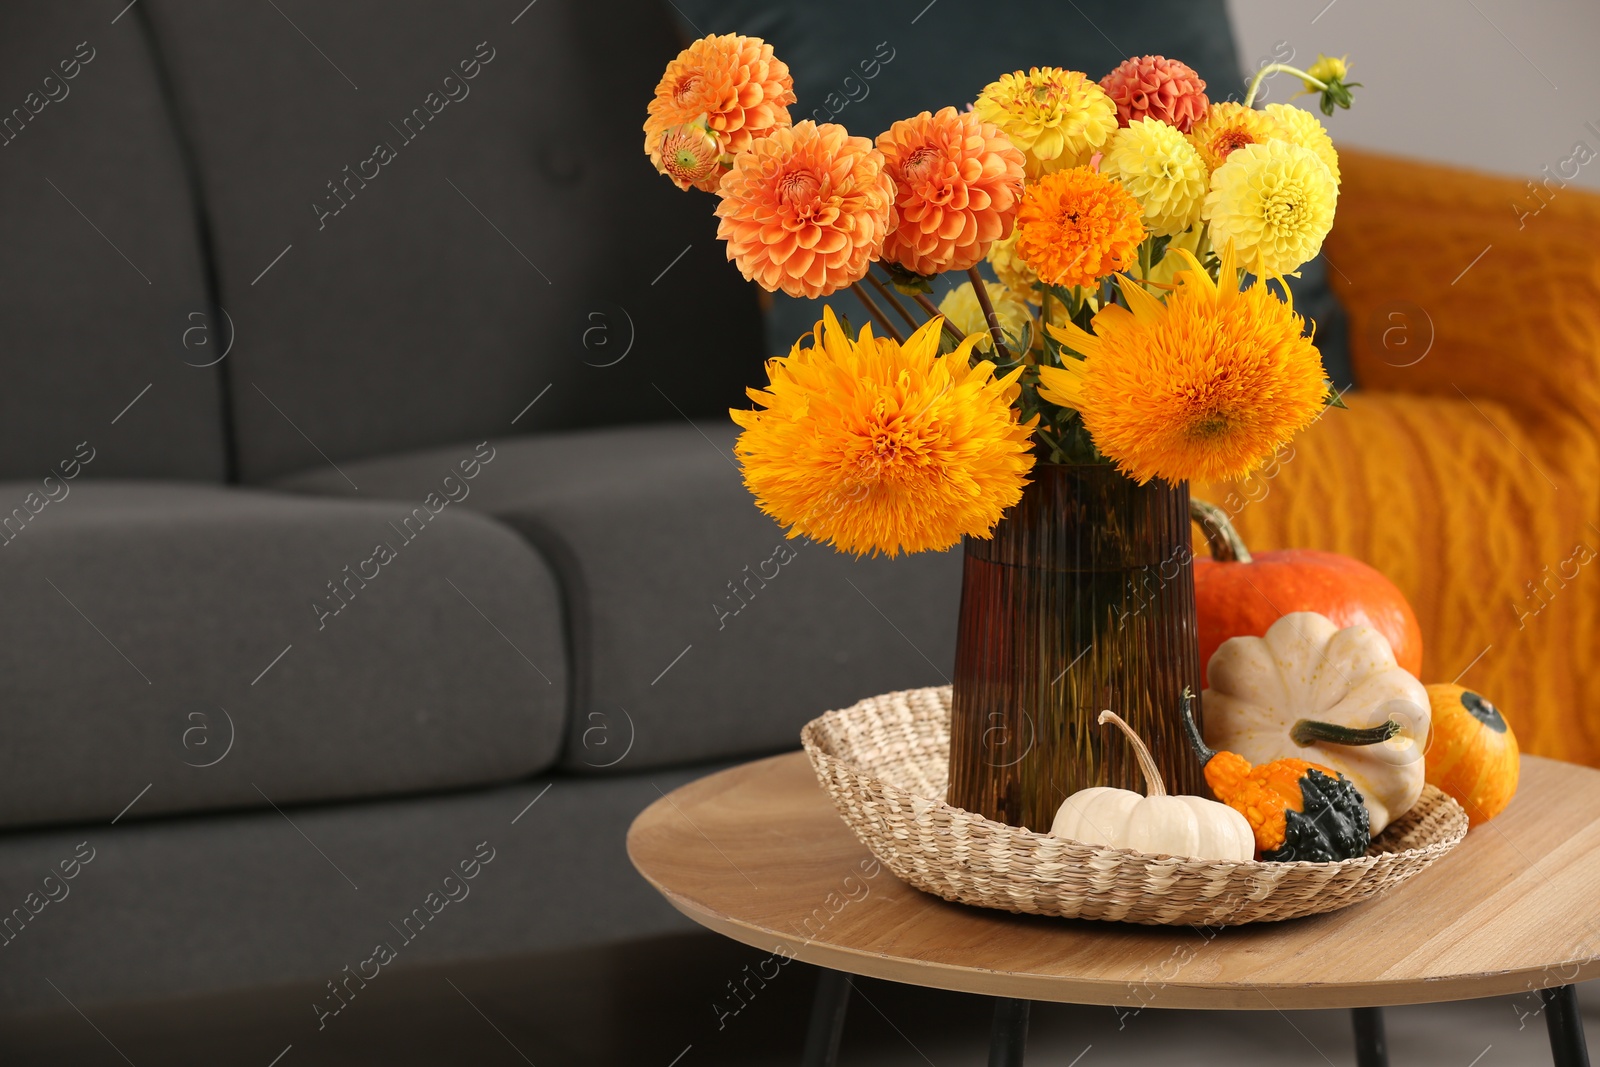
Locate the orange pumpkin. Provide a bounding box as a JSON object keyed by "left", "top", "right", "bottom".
{"left": 1424, "top": 683, "right": 1520, "bottom": 825}
{"left": 1191, "top": 499, "right": 1423, "bottom": 683}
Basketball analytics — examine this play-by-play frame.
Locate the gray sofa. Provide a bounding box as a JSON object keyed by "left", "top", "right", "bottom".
{"left": 0, "top": 0, "right": 961, "bottom": 1028}
{"left": 0, "top": 0, "right": 1263, "bottom": 1044}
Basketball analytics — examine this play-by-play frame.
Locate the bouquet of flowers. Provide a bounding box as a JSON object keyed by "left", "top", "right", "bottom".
{"left": 644, "top": 37, "right": 1358, "bottom": 558}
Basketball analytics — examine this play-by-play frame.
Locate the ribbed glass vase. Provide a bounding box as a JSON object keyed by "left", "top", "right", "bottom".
{"left": 946, "top": 462, "right": 1205, "bottom": 831}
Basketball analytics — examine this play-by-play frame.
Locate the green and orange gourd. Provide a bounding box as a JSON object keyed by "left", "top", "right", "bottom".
{"left": 1180, "top": 689, "right": 1379, "bottom": 862}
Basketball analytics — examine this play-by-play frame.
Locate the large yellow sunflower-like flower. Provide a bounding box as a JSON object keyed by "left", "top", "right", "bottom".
{"left": 1186, "top": 101, "right": 1283, "bottom": 173}
{"left": 644, "top": 34, "right": 796, "bottom": 192}
{"left": 938, "top": 281, "right": 1034, "bottom": 355}
{"left": 731, "top": 308, "right": 1036, "bottom": 557}
{"left": 1014, "top": 166, "right": 1146, "bottom": 289}
{"left": 1203, "top": 138, "right": 1338, "bottom": 277}
{"left": 1100, "top": 118, "right": 1209, "bottom": 237}
{"left": 973, "top": 68, "right": 1118, "bottom": 178}
{"left": 1263, "top": 102, "right": 1340, "bottom": 185}
{"left": 1039, "top": 243, "right": 1327, "bottom": 485}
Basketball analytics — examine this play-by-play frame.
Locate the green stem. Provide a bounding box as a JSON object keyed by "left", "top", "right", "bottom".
{"left": 1190, "top": 498, "right": 1253, "bottom": 564}
{"left": 1178, "top": 687, "right": 1217, "bottom": 766}
{"left": 966, "top": 267, "right": 1014, "bottom": 366}
{"left": 848, "top": 283, "right": 903, "bottom": 343}
{"left": 1244, "top": 63, "right": 1329, "bottom": 109}
{"left": 1290, "top": 718, "right": 1402, "bottom": 747}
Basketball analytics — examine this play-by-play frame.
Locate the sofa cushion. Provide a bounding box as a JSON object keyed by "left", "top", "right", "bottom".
{"left": 0, "top": 765, "right": 706, "bottom": 1019}
{"left": 138, "top": 0, "right": 764, "bottom": 482}
{"left": 0, "top": 480, "right": 566, "bottom": 829}
{"left": 275, "top": 423, "right": 962, "bottom": 772}
{"left": 0, "top": 3, "right": 228, "bottom": 481}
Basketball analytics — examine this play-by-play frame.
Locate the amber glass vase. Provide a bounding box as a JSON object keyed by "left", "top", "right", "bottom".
{"left": 946, "top": 462, "right": 1204, "bottom": 831}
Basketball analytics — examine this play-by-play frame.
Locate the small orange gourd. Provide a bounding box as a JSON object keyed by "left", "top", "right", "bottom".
{"left": 1424, "top": 684, "right": 1520, "bottom": 825}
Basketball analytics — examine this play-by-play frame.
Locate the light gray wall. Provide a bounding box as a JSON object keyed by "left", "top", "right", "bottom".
{"left": 1225, "top": 0, "right": 1600, "bottom": 192}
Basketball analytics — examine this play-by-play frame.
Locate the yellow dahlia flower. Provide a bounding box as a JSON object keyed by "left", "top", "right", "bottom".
{"left": 1186, "top": 101, "right": 1283, "bottom": 173}
{"left": 731, "top": 308, "right": 1036, "bottom": 557}
{"left": 938, "top": 281, "right": 1034, "bottom": 355}
{"left": 987, "top": 229, "right": 1041, "bottom": 303}
{"left": 1040, "top": 243, "right": 1326, "bottom": 485}
{"left": 1100, "top": 118, "right": 1209, "bottom": 237}
{"left": 1263, "top": 103, "right": 1340, "bottom": 185}
{"left": 974, "top": 68, "right": 1118, "bottom": 178}
{"left": 1204, "top": 139, "right": 1338, "bottom": 277}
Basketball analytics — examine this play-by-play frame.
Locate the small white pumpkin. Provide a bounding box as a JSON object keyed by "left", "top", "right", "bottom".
{"left": 1050, "top": 711, "right": 1255, "bottom": 862}
{"left": 1203, "top": 611, "right": 1431, "bottom": 834}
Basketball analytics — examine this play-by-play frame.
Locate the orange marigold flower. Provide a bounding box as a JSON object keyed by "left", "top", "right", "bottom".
{"left": 644, "top": 33, "right": 796, "bottom": 192}
{"left": 1013, "top": 166, "right": 1145, "bottom": 289}
{"left": 731, "top": 308, "right": 1037, "bottom": 557}
{"left": 1099, "top": 55, "right": 1210, "bottom": 133}
{"left": 715, "top": 121, "right": 895, "bottom": 298}
{"left": 1040, "top": 243, "right": 1327, "bottom": 485}
{"left": 1186, "top": 101, "right": 1283, "bottom": 173}
{"left": 875, "top": 107, "right": 1026, "bottom": 276}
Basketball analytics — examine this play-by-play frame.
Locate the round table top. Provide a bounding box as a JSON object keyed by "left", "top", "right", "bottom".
{"left": 628, "top": 751, "right": 1600, "bottom": 1010}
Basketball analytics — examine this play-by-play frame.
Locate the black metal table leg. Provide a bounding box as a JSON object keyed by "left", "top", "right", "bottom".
{"left": 800, "top": 967, "right": 851, "bottom": 1067}
{"left": 1351, "top": 1006, "right": 1389, "bottom": 1067}
{"left": 988, "top": 997, "right": 1030, "bottom": 1067}
{"left": 1543, "top": 985, "right": 1591, "bottom": 1067}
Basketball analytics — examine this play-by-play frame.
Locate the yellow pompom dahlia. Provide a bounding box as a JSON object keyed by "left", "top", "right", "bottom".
{"left": 987, "top": 229, "right": 1042, "bottom": 303}
{"left": 974, "top": 68, "right": 1118, "bottom": 178}
{"left": 1013, "top": 166, "right": 1146, "bottom": 289}
{"left": 937, "top": 281, "right": 1034, "bottom": 355}
{"left": 1100, "top": 118, "right": 1209, "bottom": 237}
{"left": 876, "top": 107, "right": 1027, "bottom": 276}
{"left": 644, "top": 33, "right": 796, "bottom": 192}
{"left": 1040, "top": 244, "right": 1326, "bottom": 485}
{"left": 1203, "top": 139, "right": 1338, "bottom": 277}
{"left": 731, "top": 308, "right": 1036, "bottom": 557}
{"left": 1186, "top": 101, "right": 1283, "bottom": 173}
{"left": 1263, "top": 102, "right": 1340, "bottom": 185}
{"left": 715, "top": 121, "right": 895, "bottom": 298}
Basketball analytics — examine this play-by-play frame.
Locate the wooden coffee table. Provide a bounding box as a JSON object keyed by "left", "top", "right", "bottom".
{"left": 629, "top": 751, "right": 1600, "bottom": 1066}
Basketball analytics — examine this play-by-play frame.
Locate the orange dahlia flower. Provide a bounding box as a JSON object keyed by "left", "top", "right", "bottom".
{"left": 875, "top": 107, "right": 1026, "bottom": 276}
{"left": 1186, "top": 102, "right": 1283, "bottom": 173}
{"left": 643, "top": 34, "right": 796, "bottom": 192}
{"left": 1099, "top": 55, "right": 1210, "bottom": 133}
{"left": 715, "top": 121, "right": 895, "bottom": 298}
{"left": 731, "top": 308, "right": 1036, "bottom": 557}
{"left": 1040, "top": 243, "right": 1327, "bottom": 485}
{"left": 1013, "top": 166, "right": 1145, "bottom": 289}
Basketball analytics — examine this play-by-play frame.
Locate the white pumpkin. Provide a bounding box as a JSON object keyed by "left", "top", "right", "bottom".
{"left": 1203, "top": 611, "right": 1431, "bottom": 834}
{"left": 1050, "top": 711, "right": 1255, "bottom": 862}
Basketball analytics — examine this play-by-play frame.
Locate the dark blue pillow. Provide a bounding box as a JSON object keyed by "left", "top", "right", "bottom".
{"left": 667, "top": 0, "right": 1354, "bottom": 391}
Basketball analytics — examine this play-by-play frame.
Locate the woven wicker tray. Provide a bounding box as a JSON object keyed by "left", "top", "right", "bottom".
{"left": 802, "top": 686, "right": 1469, "bottom": 926}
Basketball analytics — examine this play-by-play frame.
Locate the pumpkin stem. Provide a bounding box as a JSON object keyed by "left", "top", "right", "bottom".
{"left": 1097, "top": 709, "right": 1168, "bottom": 798}
{"left": 1190, "top": 498, "right": 1254, "bottom": 564}
{"left": 1290, "top": 718, "right": 1402, "bottom": 747}
{"left": 1177, "top": 687, "right": 1217, "bottom": 766}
